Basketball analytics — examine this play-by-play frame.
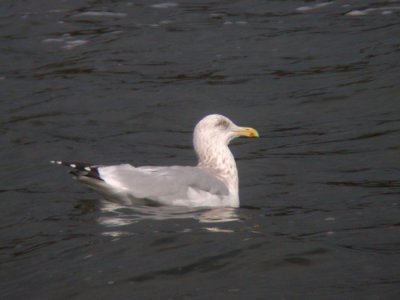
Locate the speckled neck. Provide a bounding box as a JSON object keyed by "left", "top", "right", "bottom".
{"left": 193, "top": 128, "right": 239, "bottom": 197}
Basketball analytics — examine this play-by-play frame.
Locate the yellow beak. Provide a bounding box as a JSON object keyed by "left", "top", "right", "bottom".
{"left": 235, "top": 127, "right": 259, "bottom": 138}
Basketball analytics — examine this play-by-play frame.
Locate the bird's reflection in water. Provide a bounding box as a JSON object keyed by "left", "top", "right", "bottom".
{"left": 97, "top": 201, "right": 240, "bottom": 230}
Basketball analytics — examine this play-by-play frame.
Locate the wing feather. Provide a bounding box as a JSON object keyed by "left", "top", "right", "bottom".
{"left": 96, "top": 164, "right": 229, "bottom": 205}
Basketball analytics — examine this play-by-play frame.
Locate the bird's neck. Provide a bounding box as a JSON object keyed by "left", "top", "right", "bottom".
{"left": 195, "top": 140, "right": 238, "bottom": 196}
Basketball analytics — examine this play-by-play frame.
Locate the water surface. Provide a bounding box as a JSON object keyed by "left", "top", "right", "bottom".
{"left": 1, "top": 0, "right": 399, "bottom": 299}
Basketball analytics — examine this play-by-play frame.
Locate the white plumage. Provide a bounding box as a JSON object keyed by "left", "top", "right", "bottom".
{"left": 53, "top": 114, "right": 259, "bottom": 208}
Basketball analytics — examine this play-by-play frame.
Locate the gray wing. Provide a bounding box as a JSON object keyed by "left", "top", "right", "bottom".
{"left": 97, "top": 164, "right": 229, "bottom": 203}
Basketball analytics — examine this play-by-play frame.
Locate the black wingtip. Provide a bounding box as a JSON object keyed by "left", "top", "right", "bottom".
{"left": 51, "top": 160, "right": 103, "bottom": 181}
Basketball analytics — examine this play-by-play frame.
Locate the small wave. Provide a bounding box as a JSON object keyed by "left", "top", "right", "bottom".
{"left": 72, "top": 11, "right": 127, "bottom": 19}
{"left": 346, "top": 6, "right": 400, "bottom": 16}
{"left": 42, "top": 38, "right": 64, "bottom": 44}
{"left": 42, "top": 36, "right": 88, "bottom": 50}
{"left": 62, "top": 39, "right": 88, "bottom": 50}
{"left": 151, "top": 2, "right": 178, "bottom": 9}
{"left": 296, "top": 2, "right": 333, "bottom": 12}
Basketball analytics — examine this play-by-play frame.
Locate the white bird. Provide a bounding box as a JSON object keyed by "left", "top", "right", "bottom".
{"left": 52, "top": 114, "right": 259, "bottom": 208}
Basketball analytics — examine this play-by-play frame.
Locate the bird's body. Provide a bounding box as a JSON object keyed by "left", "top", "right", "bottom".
{"left": 53, "top": 114, "right": 258, "bottom": 208}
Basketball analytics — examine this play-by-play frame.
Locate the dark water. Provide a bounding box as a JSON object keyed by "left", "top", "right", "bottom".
{"left": 1, "top": 0, "right": 400, "bottom": 299}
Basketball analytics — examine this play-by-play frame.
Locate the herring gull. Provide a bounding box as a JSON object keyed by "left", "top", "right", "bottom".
{"left": 52, "top": 114, "right": 259, "bottom": 207}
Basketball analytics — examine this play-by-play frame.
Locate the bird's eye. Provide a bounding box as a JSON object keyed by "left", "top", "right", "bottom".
{"left": 216, "top": 119, "right": 229, "bottom": 128}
